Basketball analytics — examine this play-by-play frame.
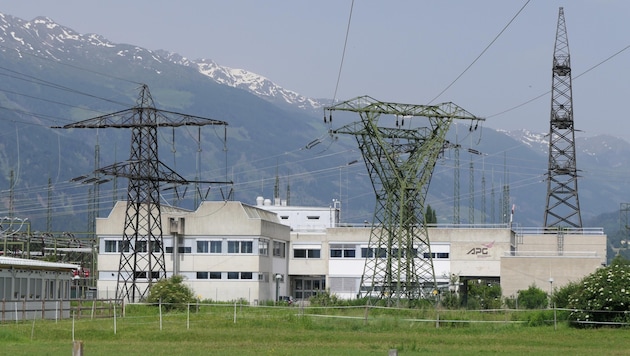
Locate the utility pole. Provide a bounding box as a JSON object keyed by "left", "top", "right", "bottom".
{"left": 56, "top": 84, "right": 230, "bottom": 302}
{"left": 544, "top": 7, "right": 582, "bottom": 228}
{"left": 325, "top": 96, "right": 482, "bottom": 304}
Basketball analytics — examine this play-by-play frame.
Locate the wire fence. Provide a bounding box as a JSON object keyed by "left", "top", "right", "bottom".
{"left": 1, "top": 300, "right": 629, "bottom": 337}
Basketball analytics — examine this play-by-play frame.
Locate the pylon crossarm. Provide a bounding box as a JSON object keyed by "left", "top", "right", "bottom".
{"left": 54, "top": 107, "right": 227, "bottom": 129}
{"left": 96, "top": 160, "right": 231, "bottom": 185}
{"left": 326, "top": 95, "right": 483, "bottom": 121}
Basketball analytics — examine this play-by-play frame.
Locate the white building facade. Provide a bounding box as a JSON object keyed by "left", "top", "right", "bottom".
{"left": 96, "top": 201, "right": 290, "bottom": 304}
{"left": 96, "top": 197, "right": 607, "bottom": 303}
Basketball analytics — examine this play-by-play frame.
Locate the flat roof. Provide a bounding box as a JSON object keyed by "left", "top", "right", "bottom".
{"left": 0, "top": 256, "right": 78, "bottom": 270}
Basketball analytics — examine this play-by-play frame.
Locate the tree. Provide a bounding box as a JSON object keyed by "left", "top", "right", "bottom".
{"left": 425, "top": 205, "right": 437, "bottom": 225}
{"left": 146, "top": 275, "right": 196, "bottom": 311}
{"left": 466, "top": 280, "right": 502, "bottom": 309}
{"left": 567, "top": 255, "right": 630, "bottom": 327}
{"left": 517, "top": 284, "right": 548, "bottom": 309}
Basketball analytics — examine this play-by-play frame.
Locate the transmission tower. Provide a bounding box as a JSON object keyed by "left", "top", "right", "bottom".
{"left": 325, "top": 96, "right": 482, "bottom": 304}
{"left": 544, "top": 7, "right": 582, "bottom": 228}
{"left": 56, "top": 84, "right": 229, "bottom": 302}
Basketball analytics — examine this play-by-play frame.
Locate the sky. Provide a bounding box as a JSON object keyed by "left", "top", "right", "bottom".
{"left": 1, "top": 0, "right": 630, "bottom": 139}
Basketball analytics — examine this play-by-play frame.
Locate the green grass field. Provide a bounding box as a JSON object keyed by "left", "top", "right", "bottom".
{"left": 0, "top": 304, "right": 628, "bottom": 355}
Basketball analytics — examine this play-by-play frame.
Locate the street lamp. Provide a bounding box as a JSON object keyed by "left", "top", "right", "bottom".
{"left": 548, "top": 277, "right": 554, "bottom": 308}
{"left": 275, "top": 274, "right": 282, "bottom": 304}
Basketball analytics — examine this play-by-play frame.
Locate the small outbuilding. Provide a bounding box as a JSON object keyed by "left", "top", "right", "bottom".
{"left": 0, "top": 256, "right": 79, "bottom": 321}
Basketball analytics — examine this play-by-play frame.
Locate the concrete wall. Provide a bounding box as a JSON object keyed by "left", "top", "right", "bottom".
{"left": 430, "top": 228, "right": 512, "bottom": 279}
{"left": 501, "top": 256, "right": 603, "bottom": 297}
{"left": 501, "top": 232, "right": 607, "bottom": 297}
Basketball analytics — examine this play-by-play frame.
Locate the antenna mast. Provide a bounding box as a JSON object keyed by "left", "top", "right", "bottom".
{"left": 544, "top": 7, "right": 582, "bottom": 228}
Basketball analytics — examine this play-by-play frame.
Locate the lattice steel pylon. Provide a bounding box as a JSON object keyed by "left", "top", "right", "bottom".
{"left": 56, "top": 84, "right": 228, "bottom": 302}
{"left": 325, "top": 96, "right": 482, "bottom": 304}
{"left": 544, "top": 7, "right": 582, "bottom": 228}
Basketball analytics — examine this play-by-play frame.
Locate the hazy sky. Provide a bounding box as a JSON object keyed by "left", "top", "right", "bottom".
{"left": 1, "top": 1, "right": 629, "bottom": 138}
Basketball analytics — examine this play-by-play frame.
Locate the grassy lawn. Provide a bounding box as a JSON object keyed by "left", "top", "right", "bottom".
{"left": 0, "top": 305, "right": 628, "bottom": 355}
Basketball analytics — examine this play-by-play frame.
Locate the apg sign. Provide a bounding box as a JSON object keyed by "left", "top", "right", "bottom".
{"left": 466, "top": 241, "right": 494, "bottom": 258}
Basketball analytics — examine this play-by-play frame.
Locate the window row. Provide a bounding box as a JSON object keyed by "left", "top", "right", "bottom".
{"left": 103, "top": 239, "right": 287, "bottom": 257}
{"left": 196, "top": 271, "right": 259, "bottom": 280}
{"left": 104, "top": 239, "right": 447, "bottom": 260}
{"left": 0, "top": 276, "right": 71, "bottom": 300}
{"left": 329, "top": 245, "right": 450, "bottom": 260}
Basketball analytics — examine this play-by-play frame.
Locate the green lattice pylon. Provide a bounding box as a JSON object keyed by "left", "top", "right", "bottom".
{"left": 326, "top": 96, "right": 482, "bottom": 305}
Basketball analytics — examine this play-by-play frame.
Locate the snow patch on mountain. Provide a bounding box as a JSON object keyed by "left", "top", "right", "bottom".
{"left": 0, "top": 13, "right": 326, "bottom": 114}
{"left": 157, "top": 51, "right": 323, "bottom": 111}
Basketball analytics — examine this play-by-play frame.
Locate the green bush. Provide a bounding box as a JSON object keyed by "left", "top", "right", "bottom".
{"left": 524, "top": 310, "right": 554, "bottom": 327}
{"left": 466, "top": 281, "right": 502, "bottom": 309}
{"left": 309, "top": 290, "right": 340, "bottom": 306}
{"left": 517, "top": 285, "right": 548, "bottom": 309}
{"left": 567, "top": 255, "right": 630, "bottom": 327}
{"left": 146, "top": 275, "right": 196, "bottom": 311}
{"left": 551, "top": 280, "right": 580, "bottom": 308}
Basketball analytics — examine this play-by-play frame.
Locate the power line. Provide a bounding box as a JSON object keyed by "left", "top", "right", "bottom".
{"left": 332, "top": 0, "right": 355, "bottom": 104}
{"left": 428, "top": 0, "right": 531, "bottom": 104}
{"left": 488, "top": 44, "right": 630, "bottom": 119}
{"left": 0, "top": 43, "right": 142, "bottom": 86}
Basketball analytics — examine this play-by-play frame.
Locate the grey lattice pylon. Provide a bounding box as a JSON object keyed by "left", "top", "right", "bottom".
{"left": 325, "top": 96, "right": 482, "bottom": 304}
{"left": 55, "top": 84, "right": 229, "bottom": 302}
{"left": 544, "top": 7, "right": 582, "bottom": 228}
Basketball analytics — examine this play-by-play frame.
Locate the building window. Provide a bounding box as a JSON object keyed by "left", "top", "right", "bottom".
{"left": 228, "top": 241, "right": 253, "bottom": 254}
{"left": 294, "top": 248, "right": 320, "bottom": 259}
{"left": 105, "top": 240, "right": 130, "bottom": 253}
{"left": 294, "top": 277, "right": 326, "bottom": 299}
{"left": 273, "top": 241, "right": 286, "bottom": 258}
{"left": 210, "top": 241, "right": 222, "bottom": 253}
{"left": 136, "top": 241, "right": 147, "bottom": 253}
{"left": 105, "top": 240, "right": 117, "bottom": 253}
{"left": 120, "top": 241, "right": 130, "bottom": 253}
{"left": 209, "top": 272, "right": 222, "bottom": 279}
{"left": 330, "top": 244, "right": 357, "bottom": 258}
{"left": 361, "top": 247, "right": 387, "bottom": 258}
{"left": 240, "top": 272, "right": 253, "bottom": 280}
{"left": 258, "top": 272, "right": 269, "bottom": 282}
{"left": 150, "top": 241, "right": 162, "bottom": 253}
{"left": 307, "top": 216, "right": 320, "bottom": 220}
{"left": 423, "top": 252, "right": 450, "bottom": 259}
{"left": 227, "top": 272, "right": 239, "bottom": 280}
{"left": 197, "top": 241, "right": 209, "bottom": 253}
{"left": 197, "top": 272, "right": 209, "bottom": 279}
{"left": 259, "top": 239, "right": 269, "bottom": 256}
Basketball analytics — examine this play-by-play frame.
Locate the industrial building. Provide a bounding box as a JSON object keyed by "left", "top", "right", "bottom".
{"left": 95, "top": 196, "right": 606, "bottom": 303}
{"left": 0, "top": 256, "right": 78, "bottom": 320}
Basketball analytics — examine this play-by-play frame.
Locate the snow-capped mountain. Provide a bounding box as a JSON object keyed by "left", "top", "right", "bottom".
{"left": 498, "top": 128, "right": 630, "bottom": 168}
{"left": 0, "top": 13, "right": 327, "bottom": 113}
{"left": 0, "top": 12, "right": 628, "bottom": 233}
{"left": 158, "top": 51, "right": 325, "bottom": 112}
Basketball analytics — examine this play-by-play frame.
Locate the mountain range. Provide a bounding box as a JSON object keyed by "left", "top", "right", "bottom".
{"left": 0, "top": 13, "right": 628, "bottom": 258}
